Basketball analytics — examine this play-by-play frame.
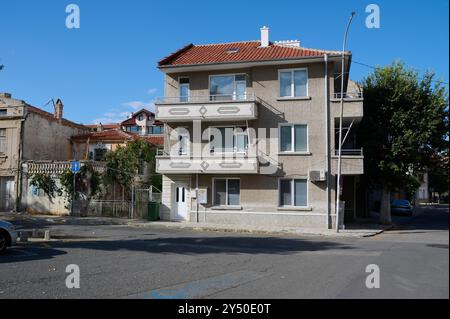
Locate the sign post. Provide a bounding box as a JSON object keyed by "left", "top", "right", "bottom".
{"left": 71, "top": 161, "right": 80, "bottom": 215}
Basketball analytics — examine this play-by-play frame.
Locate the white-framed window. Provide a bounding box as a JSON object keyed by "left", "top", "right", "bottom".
{"left": 0, "top": 128, "right": 6, "bottom": 155}
{"left": 279, "top": 124, "right": 308, "bottom": 153}
{"left": 209, "top": 126, "right": 248, "bottom": 154}
{"left": 179, "top": 77, "right": 190, "bottom": 102}
{"left": 0, "top": 109, "right": 7, "bottom": 117}
{"left": 213, "top": 178, "right": 240, "bottom": 206}
{"left": 279, "top": 178, "right": 308, "bottom": 207}
{"left": 279, "top": 68, "right": 308, "bottom": 98}
{"left": 209, "top": 74, "right": 247, "bottom": 101}
{"left": 178, "top": 132, "right": 189, "bottom": 156}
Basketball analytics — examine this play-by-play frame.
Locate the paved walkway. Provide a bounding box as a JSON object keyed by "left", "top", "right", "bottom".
{"left": 127, "top": 220, "right": 387, "bottom": 238}
{"left": 1, "top": 211, "right": 388, "bottom": 238}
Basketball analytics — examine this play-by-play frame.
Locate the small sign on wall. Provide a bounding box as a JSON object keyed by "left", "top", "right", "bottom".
{"left": 198, "top": 187, "right": 208, "bottom": 205}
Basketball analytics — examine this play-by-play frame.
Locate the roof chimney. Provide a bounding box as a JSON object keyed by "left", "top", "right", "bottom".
{"left": 97, "top": 122, "right": 104, "bottom": 132}
{"left": 54, "top": 98, "right": 63, "bottom": 121}
{"left": 260, "top": 26, "right": 269, "bottom": 47}
{"left": 0, "top": 93, "right": 12, "bottom": 99}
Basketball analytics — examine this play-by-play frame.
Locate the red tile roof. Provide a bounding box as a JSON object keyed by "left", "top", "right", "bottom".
{"left": 158, "top": 41, "right": 343, "bottom": 67}
{"left": 71, "top": 129, "right": 133, "bottom": 142}
{"left": 85, "top": 123, "right": 120, "bottom": 130}
{"left": 71, "top": 129, "right": 164, "bottom": 147}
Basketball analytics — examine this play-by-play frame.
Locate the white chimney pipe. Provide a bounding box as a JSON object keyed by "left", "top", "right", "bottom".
{"left": 260, "top": 26, "right": 269, "bottom": 47}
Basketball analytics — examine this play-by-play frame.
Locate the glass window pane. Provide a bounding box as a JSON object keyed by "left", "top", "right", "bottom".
{"left": 280, "top": 126, "right": 292, "bottom": 152}
{"left": 214, "top": 179, "right": 227, "bottom": 205}
{"left": 235, "top": 81, "right": 246, "bottom": 100}
{"left": 294, "top": 180, "right": 307, "bottom": 207}
{"left": 223, "top": 127, "right": 234, "bottom": 153}
{"left": 210, "top": 76, "right": 234, "bottom": 100}
{"left": 294, "top": 70, "right": 307, "bottom": 97}
{"left": 227, "top": 179, "right": 240, "bottom": 205}
{"left": 180, "top": 84, "right": 189, "bottom": 102}
{"left": 235, "top": 74, "right": 246, "bottom": 82}
{"left": 280, "top": 180, "right": 292, "bottom": 206}
{"left": 235, "top": 134, "right": 248, "bottom": 153}
{"left": 280, "top": 72, "right": 292, "bottom": 97}
{"left": 294, "top": 125, "right": 307, "bottom": 152}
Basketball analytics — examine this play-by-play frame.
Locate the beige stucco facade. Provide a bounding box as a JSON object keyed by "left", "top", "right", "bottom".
{"left": 156, "top": 55, "right": 364, "bottom": 229}
{"left": 0, "top": 93, "right": 89, "bottom": 212}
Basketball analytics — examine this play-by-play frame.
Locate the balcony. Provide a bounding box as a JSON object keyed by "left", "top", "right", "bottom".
{"left": 331, "top": 148, "right": 364, "bottom": 175}
{"left": 155, "top": 94, "right": 258, "bottom": 122}
{"left": 156, "top": 154, "right": 259, "bottom": 174}
{"left": 331, "top": 92, "right": 364, "bottom": 120}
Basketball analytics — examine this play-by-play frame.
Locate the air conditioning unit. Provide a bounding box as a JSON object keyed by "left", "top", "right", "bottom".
{"left": 309, "top": 170, "right": 327, "bottom": 182}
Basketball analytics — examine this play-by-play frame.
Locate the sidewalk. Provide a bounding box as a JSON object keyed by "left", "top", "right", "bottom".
{"left": 1, "top": 211, "right": 388, "bottom": 238}
{"left": 127, "top": 220, "right": 388, "bottom": 238}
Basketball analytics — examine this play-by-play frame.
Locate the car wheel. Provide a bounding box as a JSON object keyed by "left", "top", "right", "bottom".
{"left": 0, "top": 231, "right": 7, "bottom": 254}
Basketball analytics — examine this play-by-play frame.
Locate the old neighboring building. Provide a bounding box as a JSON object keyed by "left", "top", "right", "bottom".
{"left": 121, "top": 108, "right": 164, "bottom": 136}
{"left": 0, "top": 93, "right": 89, "bottom": 211}
{"left": 154, "top": 27, "right": 365, "bottom": 229}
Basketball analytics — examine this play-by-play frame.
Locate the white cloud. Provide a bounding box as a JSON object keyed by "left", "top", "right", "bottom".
{"left": 122, "top": 100, "right": 155, "bottom": 111}
{"left": 147, "top": 88, "right": 158, "bottom": 95}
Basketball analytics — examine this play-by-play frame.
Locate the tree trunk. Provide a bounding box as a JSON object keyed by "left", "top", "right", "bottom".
{"left": 380, "top": 185, "right": 392, "bottom": 225}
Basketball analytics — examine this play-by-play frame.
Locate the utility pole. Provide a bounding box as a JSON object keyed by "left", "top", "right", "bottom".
{"left": 336, "top": 12, "right": 356, "bottom": 232}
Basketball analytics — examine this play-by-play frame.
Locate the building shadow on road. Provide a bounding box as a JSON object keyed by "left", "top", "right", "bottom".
{"left": 45, "top": 236, "right": 354, "bottom": 256}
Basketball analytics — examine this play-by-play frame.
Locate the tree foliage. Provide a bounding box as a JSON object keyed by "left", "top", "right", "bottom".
{"left": 358, "top": 61, "right": 449, "bottom": 222}
{"left": 29, "top": 173, "right": 61, "bottom": 200}
{"left": 60, "top": 163, "right": 102, "bottom": 203}
{"left": 103, "top": 139, "right": 156, "bottom": 189}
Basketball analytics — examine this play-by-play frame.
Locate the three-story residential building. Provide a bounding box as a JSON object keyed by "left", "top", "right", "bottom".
{"left": 155, "top": 27, "right": 364, "bottom": 229}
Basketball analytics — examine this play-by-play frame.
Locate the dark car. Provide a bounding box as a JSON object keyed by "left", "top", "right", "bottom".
{"left": 391, "top": 200, "right": 414, "bottom": 216}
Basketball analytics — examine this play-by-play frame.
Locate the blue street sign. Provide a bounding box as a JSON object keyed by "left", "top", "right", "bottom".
{"left": 71, "top": 161, "right": 80, "bottom": 173}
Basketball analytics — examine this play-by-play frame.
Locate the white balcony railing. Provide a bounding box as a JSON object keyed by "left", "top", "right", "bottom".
{"left": 332, "top": 91, "right": 363, "bottom": 100}
{"left": 155, "top": 93, "right": 257, "bottom": 104}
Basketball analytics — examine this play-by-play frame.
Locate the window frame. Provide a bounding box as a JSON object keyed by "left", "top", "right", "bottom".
{"left": 208, "top": 126, "right": 249, "bottom": 155}
{"left": 278, "top": 123, "right": 309, "bottom": 153}
{"left": 212, "top": 177, "right": 241, "bottom": 207}
{"left": 278, "top": 178, "right": 309, "bottom": 208}
{"left": 208, "top": 73, "right": 247, "bottom": 101}
{"left": 278, "top": 68, "right": 309, "bottom": 98}
{"left": 0, "top": 128, "right": 6, "bottom": 155}
{"left": 179, "top": 77, "right": 190, "bottom": 102}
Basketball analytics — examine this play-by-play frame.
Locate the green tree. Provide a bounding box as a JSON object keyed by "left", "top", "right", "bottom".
{"left": 103, "top": 139, "right": 156, "bottom": 189}
{"left": 359, "top": 61, "right": 449, "bottom": 224}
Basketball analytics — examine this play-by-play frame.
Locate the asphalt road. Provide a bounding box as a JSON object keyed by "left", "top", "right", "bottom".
{"left": 0, "top": 205, "right": 448, "bottom": 299}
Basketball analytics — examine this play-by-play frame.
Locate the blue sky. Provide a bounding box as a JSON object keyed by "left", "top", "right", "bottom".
{"left": 0, "top": 0, "right": 448, "bottom": 124}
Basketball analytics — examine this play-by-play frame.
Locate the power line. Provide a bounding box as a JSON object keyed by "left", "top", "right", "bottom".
{"left": 352, "top": 60, "right": 449, "bottom": 86}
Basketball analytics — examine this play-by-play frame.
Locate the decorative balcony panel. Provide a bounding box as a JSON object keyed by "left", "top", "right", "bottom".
{"left": 156, "top": 156, "right": 259, "bottom": 174}
{"left": 155, "top": 95, "right": 258, "bottom": 122}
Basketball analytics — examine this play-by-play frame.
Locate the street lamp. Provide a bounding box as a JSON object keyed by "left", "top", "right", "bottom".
{"left": 336, "top": 12, "right": 356, "bottom": 232}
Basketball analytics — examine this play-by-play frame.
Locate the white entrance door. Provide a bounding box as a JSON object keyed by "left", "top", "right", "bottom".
{"left": 174, "top": 185, "right": 188, "bottom": 220}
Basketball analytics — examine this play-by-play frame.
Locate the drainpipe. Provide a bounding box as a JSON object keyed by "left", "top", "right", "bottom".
{"left": 15, "top": 118, "right": 25, "bottom": 212}
{"left": 324, "top": 54, "right": 331, "bottom": 229}
{"left": 196, "top": 173, "right": 199, "bottom": 223}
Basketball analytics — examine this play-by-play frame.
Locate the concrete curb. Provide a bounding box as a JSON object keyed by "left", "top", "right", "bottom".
{"left": 127, "top": 221, "right": 386, "bottom": 238}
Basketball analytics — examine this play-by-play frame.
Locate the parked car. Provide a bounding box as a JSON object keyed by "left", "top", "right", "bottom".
{"left": 391, "top": 200, "right": 414, "bottom": 216}
{"left": 0, "top": 220, "right": 18, "bottom": 254}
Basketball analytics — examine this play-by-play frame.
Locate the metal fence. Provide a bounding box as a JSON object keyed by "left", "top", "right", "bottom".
{"left": 87, "top": 200, "right": 131, "bottom": 218}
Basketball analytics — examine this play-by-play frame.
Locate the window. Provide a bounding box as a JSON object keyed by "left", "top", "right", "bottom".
{"left": 279, "top": 69, "right": 308, "bottom": 97}
{"left": 178, "top": 133, "right": 189, "bottom": 156}
{"left": 138, "top": 114, "right": 144, "bottom": 121}
{"left": 0, "top": 129, "right": 6, "bottom": 155}
{"left": 126, "top": 126, "right": 141, "bottom": 133}
{"left": 279, "top": 179, "right": 308, "bottom": 207}
{"left": 148, "top": 126, "right": 164, "bottom": 135}
{"left": 279, "top": 124, "right": 308, "bottom": 152}
{"left": 0, "top": 109, "right": 7, "bottom": 117}
{"left": 93, "top": 148, "right": 107, "bottom": 161}
{"left": 214, "top": 178, "right": 240, "bottom": 206}
{"left": 209, "top": 127, "right": 248, "bottom": 154}
{"left": 179, "top": 77, "right": 190, "bottom": 102}
{"left": 210, "top": 74, "right": 246, "bottom": 101}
